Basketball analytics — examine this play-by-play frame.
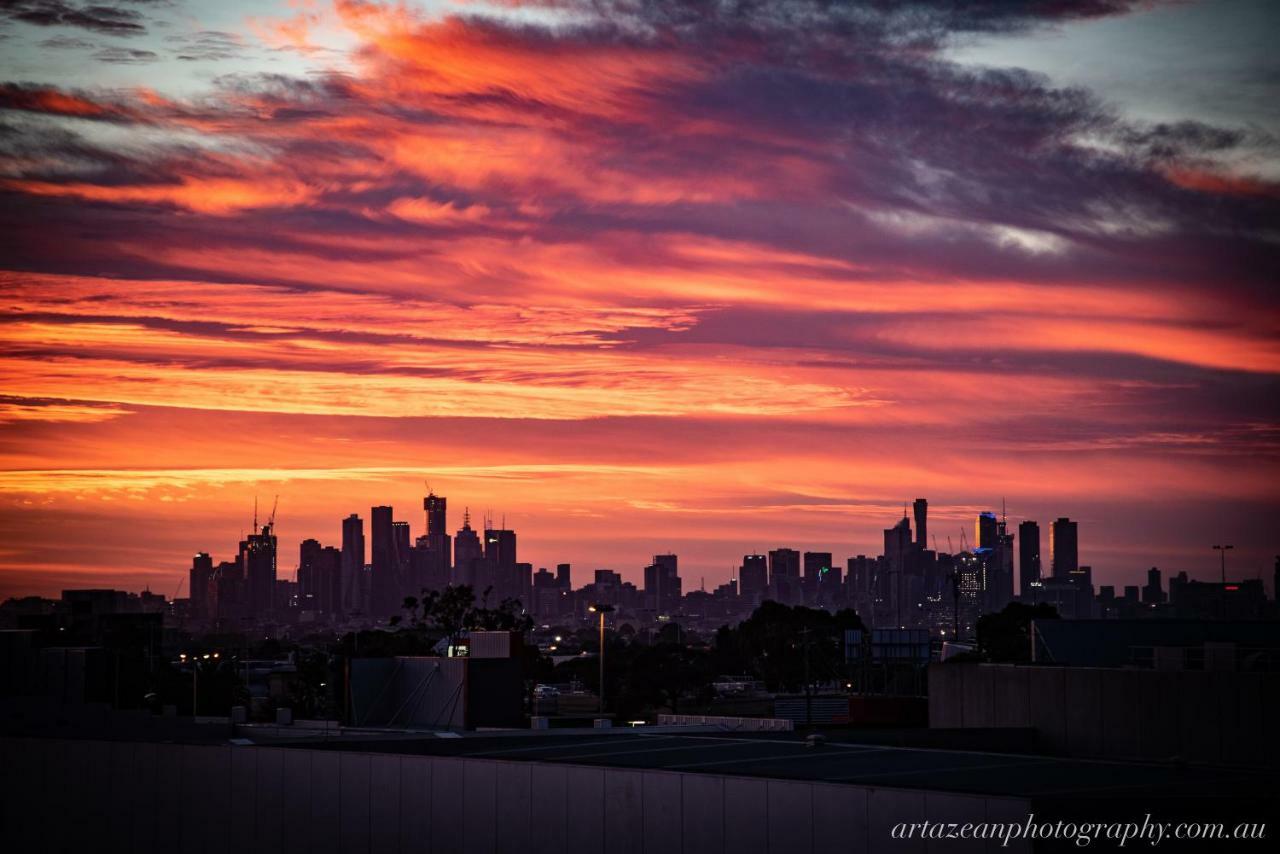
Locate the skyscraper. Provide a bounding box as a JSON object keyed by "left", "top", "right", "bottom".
{"left": 189, "top": 552, "right": 213, "bottom": 620}
{"left": 1050, "top": 517, "right": 1078, "bottom": 579}
{"left": 239, "top": 522, "right": 277, "bottom": 618}
{"left": 913, "top": 498, "right": 928, "bottom": 549}
{"left": 482, "top": 525, "right": 518, "bottom": 602}
{"left": 425, "top": 490, "right": 447, "bottom": 537}
{"left": 645, "top": 553, "right": 681, "bottom": 613}
{"left": 341, "top": 513, "right": 365, "bottom": 615}
{"left": 299, "top": 538, "right": 323, "bottom": 611}
{"left": 454, "top": 509, "right": 482, "bottom": 587}
{"left": 976, "top": 511, "right": 998, "bottom": 550}
{"left": 768, "top": 548, "right": 801, "bottom": 604}
{"left": 739, "top": 554, "right": 768, "bottom": 604}
{"left": 370, "top": 505, "right": 396, "bottom": 615}
{"left": 1017, "top": 520, "right": 1040, "bottom": 597}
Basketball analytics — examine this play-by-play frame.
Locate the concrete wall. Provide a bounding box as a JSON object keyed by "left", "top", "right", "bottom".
{"left": 0, "top": 735, "right": 1029, "bottom": 854}
{"left": 928, "top": 663, "right": 1280, "bottom": 767}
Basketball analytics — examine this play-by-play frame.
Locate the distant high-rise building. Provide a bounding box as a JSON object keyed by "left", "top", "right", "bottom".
{"left": 189, "top": 552, "right": 213, "bottom": 619}
{"left": 767, "top": 548, "right": 801, "bottom": 604}
{"left": 454, "top": 509, "right": 483, "bottom": 587}
{"left": 1050, "top": 517, "right": 1078, "bottom": 579}
{"left": 481, "top": 525, "right": 518, "bottom": 602}
{"left": 913, "top": 499, "right": 928, "bottom": 549}
{"left": 645, "top": 553, "right": 681, "bottom": 613}
{"left": 803, "top": 551, "right": 834, "bottom": 604}
{"left": 976, "top": 512, "right": 998, "bottom": 550}
{"left": 739, "top": 554, "right": 768, "bottom": 604}
{"left": 341, "top": 513, "right": 365, "bottom": 614}
{"left": 1142, "top": 567, "right": 1165, "bottom": 605}
{"left": 556, "top": 563, "right": 571, "bottom": 589}
{"left": 425, "top": 491, "right": 447, "bottom": 537}
{"left": 880, "top": 516, "right": 916, "bottom": 626}
{"left": 1017, "top": 520, "right": 1040, "bottom": 597}
{"left": 299, "top": 538, "right": 323, "bottom": 610}
{"left": 370, "top": 505, "right": 397, "bottom": 616}
{"left": 419, "top": 490, "right": 451, "bottom": 587}
{"left": 239, "top": 522, "right": 277, "bottom": 618}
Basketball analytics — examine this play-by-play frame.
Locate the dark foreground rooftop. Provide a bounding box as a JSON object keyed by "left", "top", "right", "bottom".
{"left": 277, "top": 727, "right": 1276, "bottom": 803}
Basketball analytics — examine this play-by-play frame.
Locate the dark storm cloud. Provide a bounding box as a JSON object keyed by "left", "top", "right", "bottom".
{"left": 0, "top": 1, "right": 147, "bottom": 36}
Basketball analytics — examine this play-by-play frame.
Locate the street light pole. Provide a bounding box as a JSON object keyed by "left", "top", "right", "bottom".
{"left": 1213, "top": 544, "right": 1234, "bottom": 584}
{"left": 598, "top": 609, "right": 605, "bottom": 713}
{"left": 588, "top": 604, "right": 613, "bottom": 715}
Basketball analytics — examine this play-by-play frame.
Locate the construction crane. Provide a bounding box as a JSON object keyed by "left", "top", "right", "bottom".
{"left": 959, "top": 528, "right": 968, "bottom": 552}
{"left": 947, "top": 535, "right": 954, "bottom": 554}
{"left": 266, "top": 495, "right": 279, "bottom": 532}
{"left": 173, "top": 576, "right": 185, "bottom": 600}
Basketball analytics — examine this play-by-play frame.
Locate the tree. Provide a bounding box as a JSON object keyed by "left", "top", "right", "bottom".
{"left": 976, "top": 602, "right": 1059, "bottom": 663}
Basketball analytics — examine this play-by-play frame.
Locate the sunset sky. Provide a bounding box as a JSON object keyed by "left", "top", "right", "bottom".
{"left": 1, "top": 0, "right": 1277, "bottom": 600}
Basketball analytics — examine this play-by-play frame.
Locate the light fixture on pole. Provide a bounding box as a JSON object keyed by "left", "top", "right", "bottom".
{"left": 587, "top": 604, "right": 614, "bottom": 714}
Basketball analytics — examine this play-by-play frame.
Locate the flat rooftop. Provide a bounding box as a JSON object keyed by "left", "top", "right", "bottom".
{"left": 277, "top": 728, "right": 1276, "bottom": 802}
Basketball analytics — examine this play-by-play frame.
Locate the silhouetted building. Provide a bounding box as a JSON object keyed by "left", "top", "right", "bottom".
{"left": 189, "top": 552, "right": 213, "bottom": 620}
{"left": 556, "top": 563, "right": 571, "bottom": 589}
{"left": 1142, "top": 566, "right": 1166, "bottom": 605}
{"left": 644, "top": 554, "right": 681, "bottom": 614}
{"left": 768, "top": 548, "right": 801, "bottom": 605}
{"left": 976, "top": 512, "right": 998, "bottom": 550}
{"left": 370, "top": 506, "right": 398, "bottom": 616}
{"left": 1017, "top": 520, "right": 1040, "bottom": 597}
{"left": 341, "top": 513, "right": 365, "bottom": 615}
{"left": 739, "top": 554, "right": 768, "bottom": 604}
{"left": 1050, "top": 517, "right": 1078, "bottom": 579}
{"left": 913, "top": 498, "right": 928, "bottom": 550}
{"left": 454, "top": 509, "right": 482, "bottom": 587}
{"left": 418, "top": 490, "right": 451, "bottom": 591}
{"left": 299, "top": 539, "right": 341, "bottom": 615}
{"left": 239, "top": 523, "right": 277, "bottom": 619}
{"left": 480, "top": 525, "right": 518, "bottom": 602}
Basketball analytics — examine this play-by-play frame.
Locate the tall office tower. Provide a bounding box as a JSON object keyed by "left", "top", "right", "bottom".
{"left": 453, "top": 509, "right": 483, "bottom": 587}
{"left": 239, "top": 521, "right": 277, "bottom": 619}
{"left": 1050, "top": 517, "right": 1078, "bottom": 579}
{"left": 556, "top": 563, "right": 571, "bottom": 589}
{"left": 340, "top": 514, "right": 365, "bottom": 615}
{"left": 515, "top": 562, "right": 533, "bottom": 607}
{"left": 298, "top": 538, "right": 323, "bottom": 611}
{"left": 318, "top": 546, "right": 341, "bottom": 614}
{"left": 1142, "top": 567, "right": 1165, "bottom": 605}
{"left": 976, "top": 511, "right": 999, "bottom": 550}
{"left": 846, "top": 555, "right": 873, "bottom": 594}
{"left": 767, "top": 548, "right": 801, "bottom": 604}
{"left": 189, "top": 552, "right": 213, "bottom": 620}
{"left": 1017, "top": 520, "right": 1041, "bottom": 597}
{"left": 739, "top": 554, "right": 768, "bottom": 604}
{"left": 392, "top": 520, "right": 412, "bottom": 603}
{"left": 420, "top": 489, "right": 452, "bottom": 583}
{"left": 369, "top": 506, "right": 397, "bottom": 616}
{"left": 883, "top": 516, "right": 913, "bottom": 626}
{"left": 803, "top": 552, "right": 834, "bottom": 604}
{"left": 913, "top": 498, "right": 928, "bottom": 549}
{"left": 645, "top": 553, "right": 681, "bottom": 613}
{"left": 425, "top": 490, "right": 447, "bottom": 537}
{"left": 482, "top": 526, "right": 518, "bottom": 601}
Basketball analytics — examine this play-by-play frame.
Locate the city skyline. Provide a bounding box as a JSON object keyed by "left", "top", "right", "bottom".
{"left": 53, "top": 487, "right": 1278, "bottom": 604}
{"left": 2, "top": 0, "right": 1278, "bottom": 600}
